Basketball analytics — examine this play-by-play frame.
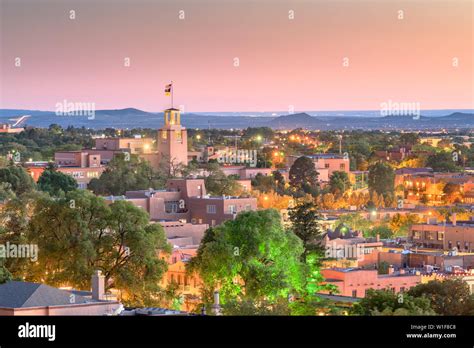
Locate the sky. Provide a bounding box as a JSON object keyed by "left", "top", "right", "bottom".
{"left": 0, "top": 0, "right": 473, "bottom": 113}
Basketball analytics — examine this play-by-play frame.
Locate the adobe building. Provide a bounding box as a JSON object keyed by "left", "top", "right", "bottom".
{"left": 286, "top": 154, "right": 350, "bottom": 183}
{"left": 105, "top": 178, "right": 257, "bottom": 228}
{"left": 25, "top": 156, "right": 105, "bottom": 190}
{"left": 409, "top": 215, "right": 474, "bottom": 252}
{"left": 322, "top": 229, "right": 383, "bottom": 268}
{"left": 321, "top": 268, "right": 421, "bottom": 298}
{"left": 396, "top": 170, "right": 474, "bottom": 205}
{"left": 158, "top": 248, "right": 203, "bottom": 312}
{"left": 53, "top": 151, "right": 105, "bottom": 188}
{"left": 94, "top": 137, "right": 153, "bottom": 154}
{"left": 55, "top": 151, "right": 102, "bottom": 168}
{"left": 0, "top": 123, "right": 24, "bottom": 133}
{"left": 220, "top": 166, "right": 273, "bottom": 179}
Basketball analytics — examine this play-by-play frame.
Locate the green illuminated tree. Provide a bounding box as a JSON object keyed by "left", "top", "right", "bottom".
{"left": 188, "top": 209, "right": 306, "bottom": 307}
{"left": 336, "top": 213, "right": 371, "bottom": 235}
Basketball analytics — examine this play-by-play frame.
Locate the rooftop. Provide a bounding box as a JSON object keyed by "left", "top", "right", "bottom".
{"left": 298, "top": 153, "right": 345, "bottom": 159}
{"left": 0, "top": 281, "right": 93, "bottom": 308}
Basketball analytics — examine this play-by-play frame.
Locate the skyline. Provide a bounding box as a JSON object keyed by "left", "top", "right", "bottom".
{"left": 1, "top": 0, "right": 473, "bottom": 112}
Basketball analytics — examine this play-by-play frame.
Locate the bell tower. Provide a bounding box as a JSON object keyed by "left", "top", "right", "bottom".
{"left": 157, "top": 108, "right": 188, "bottom": 168}
{"left": 163, "top": 108, "right": 181, "bottom": 126}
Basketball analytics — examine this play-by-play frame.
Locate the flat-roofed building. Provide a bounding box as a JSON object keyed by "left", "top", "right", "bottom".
{"left": 286, "top": 154, "right": 350, "bottom": 183}
{"left": 321, "top": 268, "right": 421, "bottom": 298}
{"left": 94, "top": 137, "right": 154, "bottom": 154}
{"left": 57, "top": 166, "right": 105, "bottom": 189}
{"left": 106, "top": 178, "right": 257, "bottom": 228}
{"left": 55, "top": 151, "right": 101, "bottom": 168}
{"left": 409, "top": 216, "right": 474, "bottom": 252}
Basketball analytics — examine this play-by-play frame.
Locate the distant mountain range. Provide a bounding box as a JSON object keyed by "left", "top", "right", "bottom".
{"left": 0, "top": 108, "right": 473, "bottom": 130}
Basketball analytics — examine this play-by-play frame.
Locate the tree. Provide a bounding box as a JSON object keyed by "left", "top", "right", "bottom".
{"left": 272, "top": 170, "right": 287, "bottom": 195}
{"left": 0, "top": 165, "right": 36, "bottom": 196}
{"left": 399, "top": 133, "right": 419, "bottom": 146}
{"left": 88, "top": 153, "right": 166, "bottom": 195}
{"left": 408, "top": 279, "right": 474, "bottom": 315}
{"left": 187, "top": 209, "right": 306, "bottom": 307}
{"left": 378, "top": 261, "right": 390, "bottom": 275}
{"left": 288, "top": 200, "right": 324, "bottom": 262}
{"left": 0, "top": 260, "right": 12, "bottom": 284}
{"left": 367, "top": 225, "right": 393, "bottom": 239}
{"left": 328, "top": 171, "right": 350, "bottom": 196}
{"left": 320, "top": 193, "right": 336, "bottom": 209}
{"left": 256, "top": 190, "right": 292, "bottom": 210}
{"left": 426, "top": 152, "right": 460, "bottom": 172}
{"left": 442, "top": 183, "right": 462, "bottom": 204}
{"left": 102, "top": 200, "right": 171, "bottom": 305}
{"left": 389, "top": 213, "right": 419, "bottom": 236}
{"left": 251, "top": 173, "right": 275, "bottom": 193}
{"left": 181, "top": 160, "right": 200, "bottom": 177}
{"left": 204, "top": 163, "right": 243, "bottom": 196}
{"left": 8, "top": 190, "right": 171, "bottom": 306}
{"left": 0, "top": 191, "right": 48, "bottom": 279}
{"left": 243, "top": 127, "right": 274, "bottom": 140}
{"left": 37, "top": 169, "right": 77, "bottom": 196}
{"left": 0, "top": 182, "right": 16, "bottom": 201}
{"left": 289, "top": 156, "right": 319, "bottom": 197}
{"left": 351, "top": 289, "right": 434, "bottom": 316}
{"left": 368, "top": 162, "right": 394, "bottom": 198}
{"left": 336, "top": 213, "right": 371, "bottom": 235}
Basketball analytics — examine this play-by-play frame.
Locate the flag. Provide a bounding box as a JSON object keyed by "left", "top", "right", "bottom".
{"left": 165, "top": 83, "right": 172, "bottom": 96}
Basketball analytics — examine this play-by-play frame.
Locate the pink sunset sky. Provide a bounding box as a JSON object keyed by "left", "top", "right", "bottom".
{"left": 0, "top": 0, "right": 473, "bottom": 113}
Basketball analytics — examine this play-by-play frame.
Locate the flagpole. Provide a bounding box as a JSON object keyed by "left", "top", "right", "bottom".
{"left": 171, "top": 81, "right": 174, "bottom": 109}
